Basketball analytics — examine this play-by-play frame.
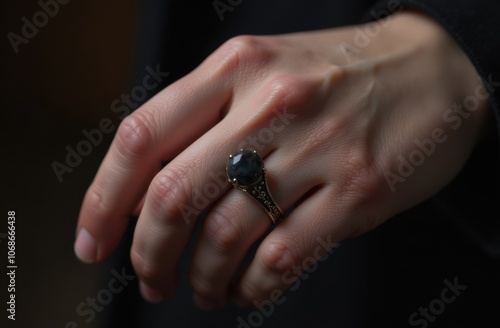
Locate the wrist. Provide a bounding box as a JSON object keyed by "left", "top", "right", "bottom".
{"left": 383, "top": 11, "right": 489, "bottom": 106}
{"left": 382, "top": 11, "right": 491, "bottom": 133}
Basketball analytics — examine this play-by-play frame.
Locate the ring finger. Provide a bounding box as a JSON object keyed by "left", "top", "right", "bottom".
{"left": 189, "top": 149, "right": 325, "bottom": 309}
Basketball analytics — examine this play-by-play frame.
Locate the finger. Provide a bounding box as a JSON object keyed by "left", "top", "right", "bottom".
{"left": 129, "top": 70, "right": 310, "bottom": 302}
{"left": 189, "top": 150, "right": 324, "bottom": 309}
{"left": 74, "top": 34, "right": 281, "bottom": 264}
{"left": 234, "top": 186, "right": 350, "bottom": 305}
{"left": 130, "top": 122, "right": 241, "bottom": 302}
{"left": 74, "top": 64, "right": 233, "bottom": 264}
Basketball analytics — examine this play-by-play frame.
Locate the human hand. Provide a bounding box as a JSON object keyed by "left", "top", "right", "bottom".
{"left": 74, "top": 11, "right": 491, "bottom": 308}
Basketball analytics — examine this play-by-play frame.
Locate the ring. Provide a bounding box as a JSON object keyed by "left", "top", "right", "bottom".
{"left": 226, "top": 149, "right": 284, "bottom": 225}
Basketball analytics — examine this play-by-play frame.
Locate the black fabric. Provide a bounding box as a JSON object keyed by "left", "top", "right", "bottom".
{"left": 107, "top": 1, "right": 500, "bottom": 327}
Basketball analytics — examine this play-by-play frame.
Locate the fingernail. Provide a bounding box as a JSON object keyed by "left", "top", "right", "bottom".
{"left": 193, "top": 294, "right": 214, "bottom": 311}
{"left": 140, "top": 281, "right": 164, "bottom": 303}
{"left": 74, "top": 228, "right": 97, "bottom": 264}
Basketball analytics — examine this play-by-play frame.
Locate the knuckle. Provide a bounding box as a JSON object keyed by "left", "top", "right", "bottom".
{"left": 260, "top": 239, "right": 297, "bottom": 275}
{"left": 148, "top": 168, "right": 192, "bottom": 225}
{"left": 130, "top": 248, "right": 158, "bottom": 284}
{"left": 266, "top": 74, "right": 303, "bottom": 93}
{"left": 265, "top": 76, "right": 299, "bottom": 108}
{"left": 115, "top": 112, "right": 154, "bottom": 159}
{"left": 262, "top": 74, "right": 323, "bottom": 117}
{"left": 204, "top": 206, "right": 242, "bottom": 254}
{"left": 217, "top": 35, "right": 274, "bottom": 74}
{"left": 82, "top": 186, "right": 110, "bottom": 218}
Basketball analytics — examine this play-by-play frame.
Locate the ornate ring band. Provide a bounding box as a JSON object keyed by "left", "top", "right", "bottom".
{"left": 226, "top": 150, "right": 284, "bottom": 225}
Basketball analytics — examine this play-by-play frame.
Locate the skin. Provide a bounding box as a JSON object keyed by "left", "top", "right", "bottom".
{"left": 74, "top": 11, "right": 492, "bottom": 310}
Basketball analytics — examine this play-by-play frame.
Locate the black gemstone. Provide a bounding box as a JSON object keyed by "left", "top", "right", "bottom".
{"left": 227, "top": 150, "right": 264, "bottom": 186}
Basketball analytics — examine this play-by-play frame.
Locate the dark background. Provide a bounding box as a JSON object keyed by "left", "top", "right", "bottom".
{"left": 1, "top": 1, "right": 141, "bottom": 327}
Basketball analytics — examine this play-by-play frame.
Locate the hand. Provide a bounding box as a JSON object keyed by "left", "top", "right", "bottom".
{"left": 74, "top": 11, "right": 491, "bottom": 308}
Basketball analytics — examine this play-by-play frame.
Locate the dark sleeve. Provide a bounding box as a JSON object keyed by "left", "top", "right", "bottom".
{"left": 366, "top": 0, "right": 500, "bottom": 136}
{"left": 364, "top": 0, "right": 500, "bottom": 258}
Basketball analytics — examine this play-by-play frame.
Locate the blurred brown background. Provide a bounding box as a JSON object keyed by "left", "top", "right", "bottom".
{"left": 1, "top": 1, "right": 142, "bottom": 326}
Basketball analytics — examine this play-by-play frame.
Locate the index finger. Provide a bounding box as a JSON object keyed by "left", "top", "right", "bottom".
{"left": 74, "top": 61, "right": 233, "bottom": 263}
